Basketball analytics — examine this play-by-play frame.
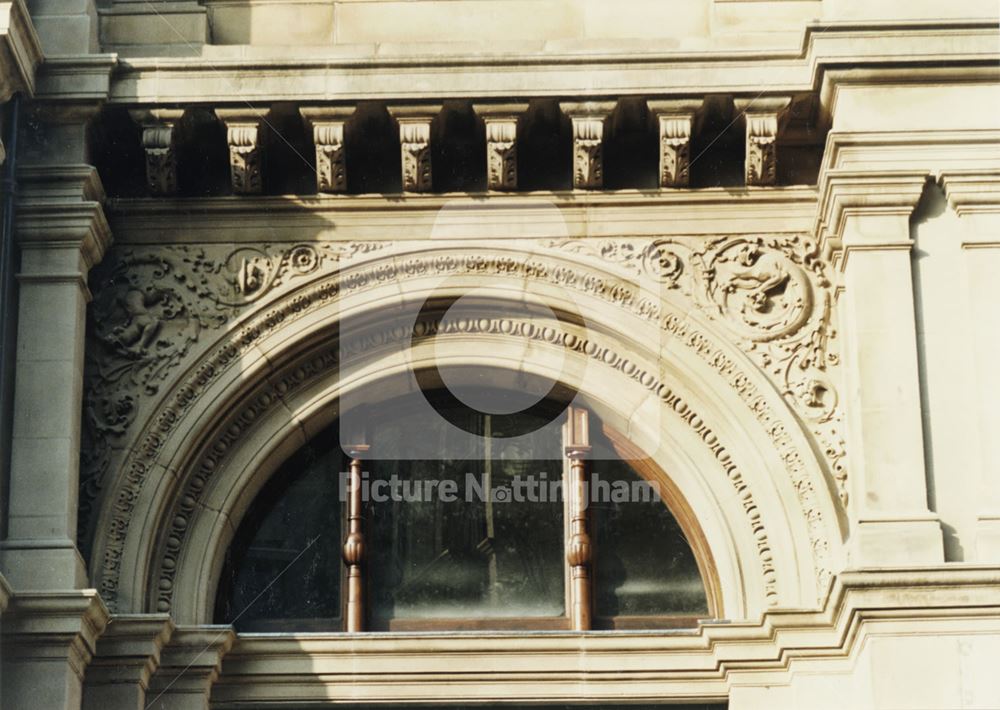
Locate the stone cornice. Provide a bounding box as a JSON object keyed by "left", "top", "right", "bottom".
{"left": 0, "top": 590, "right": 110, "bottom": 680}
{"left": 148, "top": 626, "right": 236, "bottom": 697}
{"left": 100, "top": 20, "right": 999, "bottom": 104}
{"left": 0, "top": 0, "right": 42, "bottom": 101}
{"left": 105, "top": 187, "right": 819, "bottom": 244}
{"left": 211, "top": 567, "right": 1000, "bottom": 705}
{"left": 34, "top": 53, "right": 116, "bottom": 104}
{"left": 88, "top": 614, "right": 175, "bottom": 687}
{"left": 815, "top": 169, "right": 929, "bottom": 262}
{"left": 940, "top": 169, "right": 1000, "bottom": 216}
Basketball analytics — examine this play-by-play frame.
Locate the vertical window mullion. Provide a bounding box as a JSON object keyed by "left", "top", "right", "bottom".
{"left": 564, "top": 406, "right": 593, "bottom": 631}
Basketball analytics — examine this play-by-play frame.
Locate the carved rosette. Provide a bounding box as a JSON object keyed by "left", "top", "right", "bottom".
{"left": 130, "top": 109, "right": 185, "bottom": 197}
{"left": 561, "top": 102, "right": 614, "bottom": 190}
{"left": 736, "top": 98, "right": 789, "bottom": 187}
{"left": 217, "top": 109, "right": 264, "bottom": 195}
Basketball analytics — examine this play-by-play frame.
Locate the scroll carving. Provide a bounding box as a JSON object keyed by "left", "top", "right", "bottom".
{"left": 546, "top": 234, "right": 847, "bottom": 508}
{"left": 79, "top": 242, "right": 384, "bottom": 549}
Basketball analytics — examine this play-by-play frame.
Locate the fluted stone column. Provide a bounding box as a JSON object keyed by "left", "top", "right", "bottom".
{"left": 83, "top": 615, "right": 175, "bottom": 710}
{"left": 560, "top": 101, "right": 615, "bottom": 190}
{"left": 820, "top": 170, "right": 944, "bottom": 567}
{"left": 941, "top": 170, "right": 1000, "bottom": 562}
{"left": 0, "top": 159, "right": 111, "bottom": 590}
{"left": 146, "top": 626, "right": 235, "bottom": 710}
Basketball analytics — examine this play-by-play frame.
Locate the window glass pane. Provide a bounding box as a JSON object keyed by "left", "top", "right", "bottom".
{"left": 215, "top": 441, "right": 344, "bottom": 631}
{"left": 592, "top": 450, "right": 708, "bottom": 617}
{"left": 369, "top": 403, "right": 565, "bottom": 623}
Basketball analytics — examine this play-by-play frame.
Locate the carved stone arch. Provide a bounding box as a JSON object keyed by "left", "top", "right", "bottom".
{"left": 88, "top": 242, "right": 845, "bottom": 621}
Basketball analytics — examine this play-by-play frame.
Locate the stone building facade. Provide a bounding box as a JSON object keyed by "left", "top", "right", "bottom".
{"left": 0, "top": 1, "right": 999, "bottom": 708}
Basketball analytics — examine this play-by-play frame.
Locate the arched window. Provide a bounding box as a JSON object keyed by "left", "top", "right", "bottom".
{"left": 215, "top": 392, "right": 715, "bottom": 632}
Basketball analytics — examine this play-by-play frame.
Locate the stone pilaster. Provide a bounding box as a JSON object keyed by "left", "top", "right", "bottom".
{"left": 818, "top": 169, "right": 944, "bottom": 567}
{"left": 473, "top": 103, "right": 528, "bottom": 191}
{"left": 735, "top": 97, "right": 789, "bottom": 187}
{"left": 300, "top": 106, "right": 354, "bottom": 193}
{"left": 129, "top": 108, "right": 184, "bottom": 196}
{"left": 216, "top": 108, "right": 265, "bottom": 195}
{"left": 83, "top": 614, "right": 175, "bottom": 710}
{"left": 647, "top": 99, "right": 701, "bottom": 188}
{"left": 940, "top": 169, "right": 1000, "bottom": 562}
{"left": 0, "top": 590, "right": 109, "bottom": 710}
{"left": 146, "top": 626, "right": 235, "bottom": 710}
{"left": 561, "top": 101, "right": 615, "bottom": 190}
{"left": 388, "top": 105, "right": 439, "bottom": 193}
{"left": 0, "top": 163, "right": 111, "bottom": 590}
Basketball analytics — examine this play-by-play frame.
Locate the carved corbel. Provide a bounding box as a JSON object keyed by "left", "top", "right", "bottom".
{"left": 300, "top": 106, "right": 354, "bottom": 193}
{"left": 129, "top": 108, "right": 185, "bottom": 196}
{"left": 560, "top": 101, "right": 615, "bottom": 190}
{"left": 216, "top": 108, "right": 266, "bottom": 195}
{"left": 473, "top": 103, "right": 528, "bottom": 191}
{"left": 735, "top": 97, "right": 790, "bottom": 187}
{"left": 387, "top": 105, "right": 440, "bottom": 192}
{"left": 647, "top": 99, "right": 702, "bottom": 188}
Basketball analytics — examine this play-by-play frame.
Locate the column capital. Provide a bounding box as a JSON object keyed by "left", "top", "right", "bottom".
{"left": 15, "top": 164, "right": 112, "bottom": 274}
{"left": 148, "top": 626, "right": 236, "bottom": 703}
{"left": 299, "top": 104, "right": 356, "bottom": 123}
{"left": 83, "top": 614, "right": 175, "bottom": 710}
{"left": 816, "top": 169, "right": 930, "bottom": 263}
{"left": 471, "top": 101, "right": 530, "bottom": 120}
{"left": 646, "top": 98, "right": 703, "bottom": 116}
{"left": 1, "top": 590, "right": 110, "bottom": 679}
{"left": 558, "top": 100, "right": 616, "bottom": 119}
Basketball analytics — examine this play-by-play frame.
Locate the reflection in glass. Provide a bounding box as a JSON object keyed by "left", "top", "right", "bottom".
{"left": 370, "top": 403, "right": 565, "bottom": 623}
{"left": 592, "top": 443, "right": 708, "bottom": 617}
{"left": 214, "top": 442, "right": 344, "bottom": 631}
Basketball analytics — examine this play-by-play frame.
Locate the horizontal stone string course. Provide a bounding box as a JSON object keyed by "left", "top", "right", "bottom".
{"left": 120, "top": 95, "right": 803, "bottom": 197}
